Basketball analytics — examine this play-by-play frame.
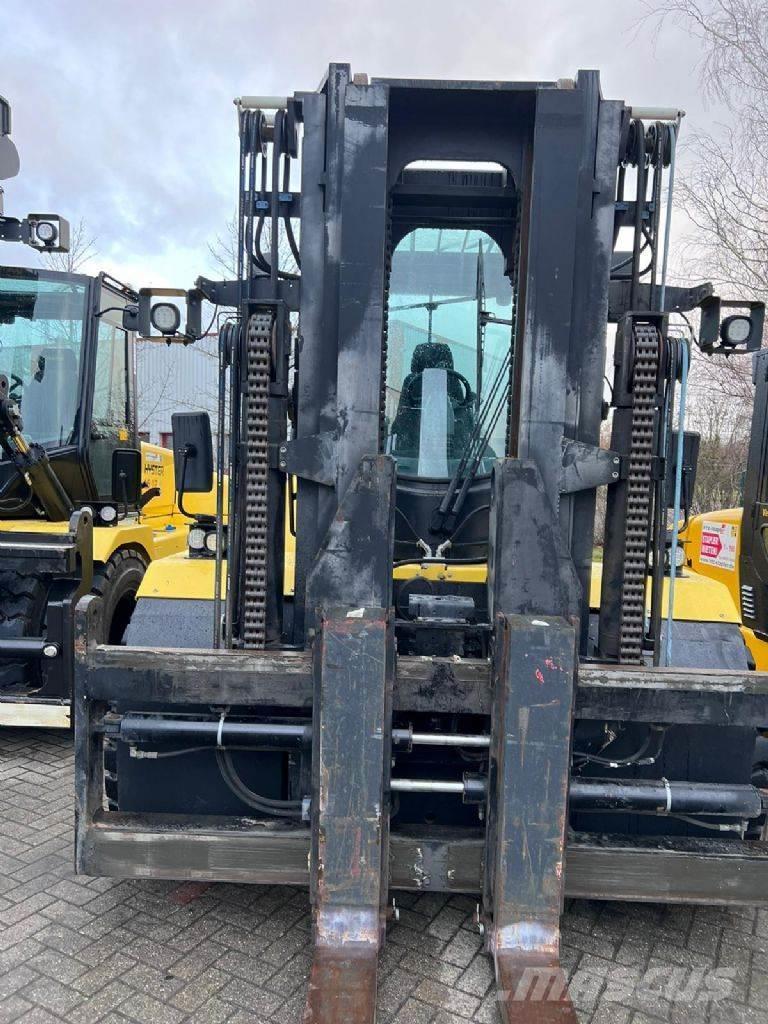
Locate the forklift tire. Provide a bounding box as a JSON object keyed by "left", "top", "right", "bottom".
{"left": 90, "top": 548, "right": 149, "bottom": 646}
{"left": 0, "top": 571, "right": 49, "bottom": 692}
{"left": 90, "top": 549, "right": 149, "bottom": 810}
{"left": 0, "top": 547, "right": 148, "bottom": 695}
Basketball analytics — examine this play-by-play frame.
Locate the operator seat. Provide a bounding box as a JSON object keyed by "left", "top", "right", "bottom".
{"left": 390, "top": 341, "right": 474, "bottom": 464}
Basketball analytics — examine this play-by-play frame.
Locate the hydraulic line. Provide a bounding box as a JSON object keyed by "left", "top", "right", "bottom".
{"left": 216, "top": 748, "right": 302, "bottom": 818}
{"left": 572, "top": 725, "right": 666, "bottom": 770}
{"left": 665, "top": 339, "right": 689, "bottom": 666}
{"left": 629, "top": 124, "right": 647, "bottom": 310}
{"left": 244, "top": 112, "right": 258, "bottom": 297}
{"left": 648, "top": 134, "right": 664, "bottom": 307}
{"left": 269, "top": 110, "right": 282, "bottom": 297}
{"left": 649, "top": 342, "right": 678, "bottom": 663}
{"left": 659, "top": 124, "right": 678, "bottom": 313}
{"left": 212, "top": 320, "right": 234, "bottom": 648}
{"left": 435, "top": 345, "right": 512, "bottom": 525}
{"left": 282, "top": 152, "right": 301, "bottom": 269}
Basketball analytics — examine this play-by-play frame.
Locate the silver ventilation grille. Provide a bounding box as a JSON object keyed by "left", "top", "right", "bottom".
{"left": 741, "top": 584, "right": 756, "bottom": 620}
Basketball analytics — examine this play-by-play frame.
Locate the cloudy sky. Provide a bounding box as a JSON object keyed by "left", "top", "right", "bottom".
{"left": 1, "top": 0, "right": 722, "bottom": 289}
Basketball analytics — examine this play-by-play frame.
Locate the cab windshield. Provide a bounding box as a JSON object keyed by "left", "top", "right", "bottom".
{"left": 0, "top": 269, "right": 87, "bottom": 447}
{"left": 384, "top": 228, "right": 513, "bottom": 479}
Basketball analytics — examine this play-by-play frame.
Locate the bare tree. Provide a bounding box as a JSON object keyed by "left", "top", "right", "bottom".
{"left": 641, "top": 1, "right": 767, "bottom": 510}
{"left": 208, "top": 216, "right": 299, "bottom": 280}
{"left": 687, "top": 389, "right": 750, "bottom": 512}
{"left": 42, "top": 216, "right": 98, "bottom": 273}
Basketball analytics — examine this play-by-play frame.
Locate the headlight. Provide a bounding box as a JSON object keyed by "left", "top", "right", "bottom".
{"left": 150, "top": 302, "right": 181, "bottom": 335}
{"left": 205, "top": 531, "right": 217, "bottom": 554}
{"left": 720, "top": 314, "right": 752, "bottom": 348}
{"left": 34, "top": 220, "right": 57, "bottom": 245}
{"left": 99, "top": 505, "right": 117, "bottom": 524}
{"left": 664, "top": 544, "right": 686, "bottom": 572}
{"left": 188, "top": 526, "right": 206, "bottom": 550}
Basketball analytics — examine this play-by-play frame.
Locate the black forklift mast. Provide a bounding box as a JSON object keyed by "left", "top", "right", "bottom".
{"left": 74, "top": 67, "right": 768, "bottom": 1024}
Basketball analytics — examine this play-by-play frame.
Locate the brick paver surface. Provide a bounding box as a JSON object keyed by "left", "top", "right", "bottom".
{"left": 0, "top": 729, "right": 766, "bottom": 1023}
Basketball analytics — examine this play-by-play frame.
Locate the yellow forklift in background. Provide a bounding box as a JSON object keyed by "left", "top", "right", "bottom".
{"left": 680, "top": 348, "right": 768, "bottom": 671}
{"left": 0, "top": 265, "right": 216, "bottom": 728}
{"left": 0, "top": 92, "right": 218, "bottom": 728}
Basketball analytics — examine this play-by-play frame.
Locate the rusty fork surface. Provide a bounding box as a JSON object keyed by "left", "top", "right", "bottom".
{"left": 495, "top": 950, "right": 578, "bottom": 1023}
{"left": 304, "top": 609, "right": 393, "bottom": 1023}
{"left": 304, "top": 942, "right": 378, "bottom": 1023}
{"left": 484, "top": 615, "right": 579, "bottom": 1024}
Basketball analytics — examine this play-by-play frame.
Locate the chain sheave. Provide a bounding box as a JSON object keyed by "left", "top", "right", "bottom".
{"left": 618, "top": 325, "right": 661, "bottom": 663}
{"left": 241, "top": 312, "right": 273, "bottom": 648}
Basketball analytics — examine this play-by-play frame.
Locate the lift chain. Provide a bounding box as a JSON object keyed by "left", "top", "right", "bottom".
{"left": 241, "top": 310, "right": 273, "bottom": 648}
{"left": 618, "top": 323, "right": 661, "bottom": 663}
{"left": 379, "top": 195, "right": 393, "bottom": 451}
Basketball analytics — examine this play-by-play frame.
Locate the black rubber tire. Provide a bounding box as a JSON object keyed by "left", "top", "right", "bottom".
{"left": 0, "top": 570, "right": 49, "bottom": 692}
{"left": 90, "top": 548, "right": 148, "bottom": 646}
{"left": 0, "top": 547, "right": 148, "bottom": 695}
{"left": 92, "top": 549, "right": 148, "bottom": 809}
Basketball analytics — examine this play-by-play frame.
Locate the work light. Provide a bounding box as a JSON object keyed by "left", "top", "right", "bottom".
{"left": 34, "top": 220, "right": 57, "bottom": 245}
{"left": 150, "top": 302, "right": 181, "bottom": 335}
{"left": 720, "top": 314, "right": 753, "bottom": 348}
{"left": 188, "top": 526, "right": 206, "bottom": 550}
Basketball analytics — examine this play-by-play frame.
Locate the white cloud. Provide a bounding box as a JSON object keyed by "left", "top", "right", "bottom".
{"left": 1, "top": 0, "right": 721, "bottom": 288}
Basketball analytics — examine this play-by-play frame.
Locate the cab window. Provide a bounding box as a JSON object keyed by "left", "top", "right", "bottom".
{"left": 90, "top": 316, "right": 131, "bottom": 498}
{"left": 384, "top": 227, "right": 514, "bottom": 479}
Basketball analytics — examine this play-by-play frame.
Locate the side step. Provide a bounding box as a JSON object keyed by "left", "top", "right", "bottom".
{"left": 0, "top": 696, "right": 70, "bottom": 729}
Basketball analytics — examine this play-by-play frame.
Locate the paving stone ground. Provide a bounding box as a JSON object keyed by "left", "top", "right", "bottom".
{"left": 0, "top": 729, "right": 766, "bottom": 1023}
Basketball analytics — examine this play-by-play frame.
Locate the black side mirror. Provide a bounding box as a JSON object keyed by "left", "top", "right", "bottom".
{"left": 171, "top": 412, "right": 213, "bottom": 500}
{"left": 122, "top": 304, "right": 140, "bottom": 332}
{"left": 666, "top": 431, "right": 701, "bottom": 517}
{"left": 112, "top": 448, "right": 142, "bottom": 507}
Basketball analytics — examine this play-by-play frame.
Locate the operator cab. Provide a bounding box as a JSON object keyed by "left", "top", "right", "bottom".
{"left": 0, "top": 266, "right": 138, "bottom": 518}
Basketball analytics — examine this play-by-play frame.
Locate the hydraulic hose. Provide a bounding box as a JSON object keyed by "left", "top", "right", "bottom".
{"left": 659, "top": 124, "right": 678, "bottom": 313}
{"left": 215, "top": 748, "right": 302, "bottom": 819}
{"left": 665, "top": 339, "right": 689, "bottom": 666}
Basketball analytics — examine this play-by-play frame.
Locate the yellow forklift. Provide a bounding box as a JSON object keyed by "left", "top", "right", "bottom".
{"left": 0, "top": 94, "right": 213, "bottom": 727}
{"left": 0, "top": 267, "right": 212, "bottom": 728}
{"left": 74, "top": 69, "right": 768, "bottom": 1023}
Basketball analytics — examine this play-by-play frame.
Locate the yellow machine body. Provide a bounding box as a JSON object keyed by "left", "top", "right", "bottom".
{"left": 680, "top": 507, "right": 768, "bottom": 670}
{"left": 0, "top": 443, "right": 195, "bottom": 566}
{"left": 138, "top": 525, "right": 744, "bottom": 641}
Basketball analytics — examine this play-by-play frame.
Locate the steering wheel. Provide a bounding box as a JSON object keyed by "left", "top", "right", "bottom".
{"left": 401, "top": 368, "right": 473, "bottom": 409}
